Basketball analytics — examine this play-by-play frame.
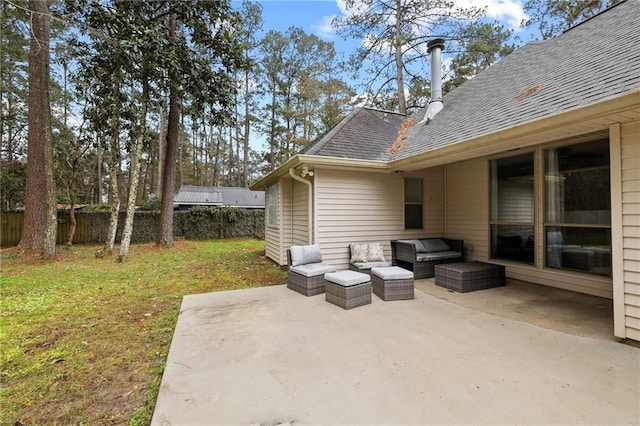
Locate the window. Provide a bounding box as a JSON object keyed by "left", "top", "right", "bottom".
{"left": 267, "top": 184, "right": 278, "bottom": 227}
{"left": 404, "top": 178, "right": 423, "bottom": 229}
{"left": 490, "top": 153, "right": 535, "bottom": 264}
{"left": 544, "top": 139, "right": 611, "bottom": 276}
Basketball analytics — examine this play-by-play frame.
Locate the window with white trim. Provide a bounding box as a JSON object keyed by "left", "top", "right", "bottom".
{"left": 267, "top": 184, "right": 278, "bottom": 227}
{"left": 404, "top": 178, "right": 423, "bottom": 229}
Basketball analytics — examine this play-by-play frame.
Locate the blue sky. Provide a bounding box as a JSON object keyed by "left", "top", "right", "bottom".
{"left": 232, "top": 0, "right": 533, "bottom": 150}
{"left": 247, "top": 0, "right": 532, "bottom": 51}
{"left": 240, "top": 0, "right": 535, "bottom": 92}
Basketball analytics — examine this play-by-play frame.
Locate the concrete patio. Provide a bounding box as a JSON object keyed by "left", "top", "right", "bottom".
{"left": 152, "top": 280, "right": 640, "bottom": 425}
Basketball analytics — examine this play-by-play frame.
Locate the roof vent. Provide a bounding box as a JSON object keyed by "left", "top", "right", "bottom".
{"left": 421, "top": 38, "right": 445, "bottom": 124}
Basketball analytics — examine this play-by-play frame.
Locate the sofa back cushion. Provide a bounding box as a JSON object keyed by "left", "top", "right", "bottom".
{"left": 421, "top": 238, "right": 450, "bottom": 253}
{"left": 350, "top": 242, "right": 386, "bottom": 263}
{"left": 397, "top": 239, "right": 427, "bottom": 252}
{"left": 367, "top": 242, "right": 385, "bottom": 262}
{"left": 290, "top": 244, "right": 323, "bottom": 266}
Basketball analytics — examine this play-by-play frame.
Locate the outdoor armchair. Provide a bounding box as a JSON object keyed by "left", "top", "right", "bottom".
{"left": 348, "top": 242, "right": 391, "bottom": 275}
{"left": 286, "top": 244, "right": 336, "bottom": 296}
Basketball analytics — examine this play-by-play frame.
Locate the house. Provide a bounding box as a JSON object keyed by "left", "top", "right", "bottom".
{"left": 251, "top": 1, "right": 640, "bottom": 342}
{"left": 173, "top": 185, "right": 264, "bottom": 211}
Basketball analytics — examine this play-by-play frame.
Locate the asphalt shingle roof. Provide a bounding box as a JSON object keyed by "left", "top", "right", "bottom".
{"left": 303, "top": 1, "right": 639, "bottom": 162}
{"left": 174, "top": 185, "right": 264, "bottom": 208}
{"left": 392, "top": 0, "right": 640, "bottom": 160}
{"left": 301, "top": 107, "right": 407, "bottom": 161}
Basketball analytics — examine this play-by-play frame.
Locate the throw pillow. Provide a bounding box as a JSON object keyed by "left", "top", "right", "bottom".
{"left": 350, "top": 243, "right": 369, "bottom": 263}
{"left": 366, "top": 242, "right": 385, "bottom": 262}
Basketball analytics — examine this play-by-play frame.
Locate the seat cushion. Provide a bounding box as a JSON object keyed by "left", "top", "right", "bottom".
{"left": 352, "top": 261, "right": 391, "bottom": 270}
{"left": 289, "top": 262, "right": 336, "bottom": 277}
{"left": 416, "top": 251, "right": 461, "bottom": 262}
{"left": 325, "top": 270, "right": 371, "bottom": 286}
{"left": 290, "top": 244, "right": 323, "bottom": 266}
{"left": 371, "top": 266, "right": 413, "bottom": 280}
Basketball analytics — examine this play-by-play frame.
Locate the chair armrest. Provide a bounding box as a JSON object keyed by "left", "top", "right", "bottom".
{"left": 391, "top": 240, "right": 418, "bottom": 263}
{"left": 443, "top": 238, "right": 464, "bottom": 254}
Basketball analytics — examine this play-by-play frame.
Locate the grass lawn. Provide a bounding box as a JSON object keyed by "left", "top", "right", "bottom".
{"left": 0, "top": 238, "right": 286, "bottom": 425}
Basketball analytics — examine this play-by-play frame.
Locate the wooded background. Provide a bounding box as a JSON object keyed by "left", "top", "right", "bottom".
{"left": 1, "top": 0, "right": 617, "bottom": 259}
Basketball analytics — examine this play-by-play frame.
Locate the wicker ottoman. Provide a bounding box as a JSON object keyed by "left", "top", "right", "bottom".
{"left": 324, "top": 271, "right": 372, "bottom": 310}
{"left": 435, "top": 261, "right": 505, "bottom": 292}
{"left": 371, "top": 266, "right": 414, "bottom": 301}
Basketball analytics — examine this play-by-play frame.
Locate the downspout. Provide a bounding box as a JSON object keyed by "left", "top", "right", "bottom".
{"left": 289, "top": 167, "right": 313, "bottom": 244}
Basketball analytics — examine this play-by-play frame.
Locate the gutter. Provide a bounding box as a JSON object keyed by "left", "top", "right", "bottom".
{"left": 390, "top": 89, "right": 640, "bottom": 171}
{"left": 288, "top": 167, "right": 314, "bottom": 244}
{"left": 250, "top": 154, "right": 388, "bottom": 190}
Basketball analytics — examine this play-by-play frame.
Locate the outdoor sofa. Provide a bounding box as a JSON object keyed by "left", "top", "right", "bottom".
{"left": 391, "top": 238, "right": 464, "bottom": 279}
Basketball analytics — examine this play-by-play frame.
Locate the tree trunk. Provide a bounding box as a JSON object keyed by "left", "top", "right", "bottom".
{"left": 269, "top": 89, "right": 277, "bottom": 171}
{"left": 66, "top": 155, "right": 78, "bottom": 246}
{"left": 176, "top": 114, "right": 183, "bottom": 189}
{"left": 394, "top": 0, "right": 407, "bottom": 114}
{"left": 156, "top": 106, "right": 165, "bottom": 196}
{"left": 105, "top": 70, "right": 122, "bottom": 254}
{"left": 157, "top": 93, "right": 179, "bottom": 246}
{"left": 228, "top": 124, "right": 235, "bottom": 185}
{"left": 118, "top": 78, "right": 149, "bottom": 262}
{"left": 157, "top": 15, "right": 179, "bottom": 247}
{"left": 95, "top": 136, "right": 103, "bottom": 203}
{"left": 20, "top": 0, "right": 56, "bottom": 260}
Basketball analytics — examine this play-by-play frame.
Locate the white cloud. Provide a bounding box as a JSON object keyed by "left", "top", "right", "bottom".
{"left": 333, "top": 0, "right": 528, "bottom": 31}
{"left": 454, "top": 0, "right": 528, "bottom": 30}
{"left": 312, "top": 14, "right": 337, "bottom": 39}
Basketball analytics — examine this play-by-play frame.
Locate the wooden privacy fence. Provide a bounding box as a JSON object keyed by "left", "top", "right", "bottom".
{"left": 0, "top": 208, "right": 265, "bottom": 247}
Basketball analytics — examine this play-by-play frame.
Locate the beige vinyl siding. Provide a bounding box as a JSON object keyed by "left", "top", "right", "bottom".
{"left": 292, "top": 179, "right": 310, "bottom": 246}
{"left": 445, "top": 159, "right": 489, "bottom": 260}
{"left": 620, "top": 120, "right": 640, "bottom": 340}
{"left": 315, "top": 168, "right": 444, "bottom": 270}
{"left": 445, "top": 156, "right": 613, "bottom": 298}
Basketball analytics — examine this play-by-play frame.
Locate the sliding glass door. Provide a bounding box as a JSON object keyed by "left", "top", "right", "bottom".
{"left": 490, "top": 153, "right": 535, "bottom": 264}
{"left": 544, "top": 139, "right": 611, "bottom": 276}
{"left": 489, "top": 138, "right": 611, "bottom": 277}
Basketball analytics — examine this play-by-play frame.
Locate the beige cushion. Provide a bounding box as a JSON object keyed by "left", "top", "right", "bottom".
{"left": 350, "top": 243, "right": 369, "bottom": 263}
{"left": 350, "top": 242, "right": 386, "bottom": 263}
{"left": 367, "top": 242, "right": 385, "bottom": 262}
